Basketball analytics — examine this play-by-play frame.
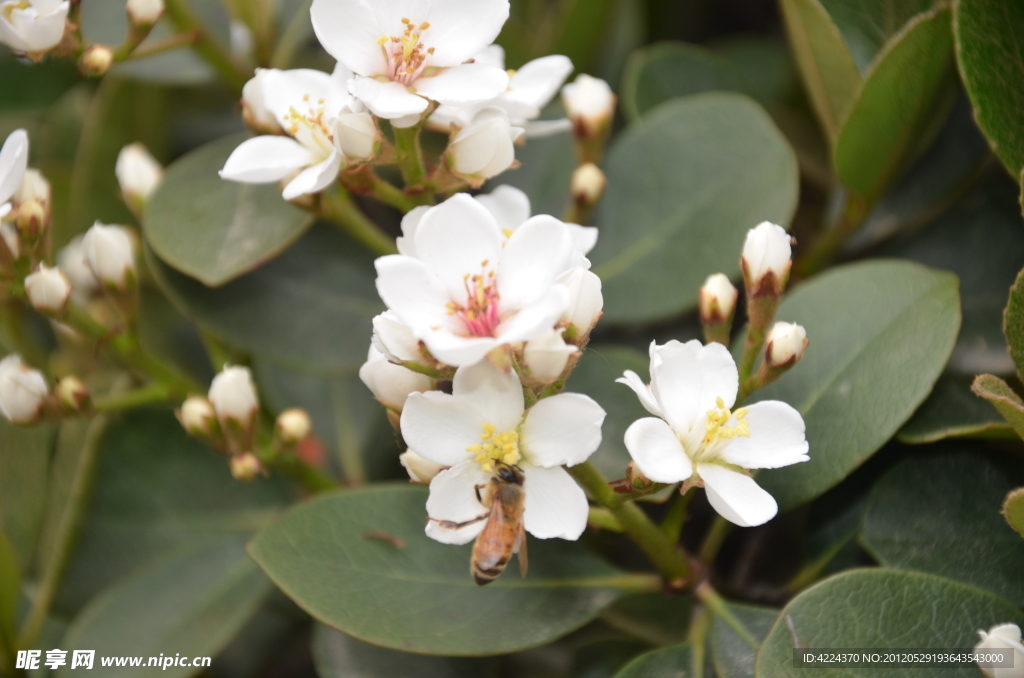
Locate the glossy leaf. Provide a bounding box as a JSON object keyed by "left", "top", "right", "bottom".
{"left": 0, "top": 420, "right": 53, "bottom": 574}
{"left": 248, "top": 484, "right": 632, "bottom": 656}
{"left": 756, "top": 569, "right": 1024, "bottom": 677}
{"left": 591, "top": 94, "right": 798, "bottom": 324}
{"left": 970, "top": 375, "right": 1024, "bottom": 443}
{"left": 833, "top": 6, "right": 955, "bottom": 201}
{"left": 148, "top": 224, "right": 383, "bottom": 376}
{"left": 58, "top": 537, "right": 272, "bottom": 678}
{"left": 1003, "top": 267, "right": 1024, "bottom": 379}
{"left": 954, "top": 0, "right": 1024, "bottom": 177}
{"left": 750, "top": 260, "right": 960, "bottom": 510}
{"left": 144, "top": 133, "right": 314, "bottom": 287}
{"left": 819, "top": 0, "right": 940, "bottom": 72}
{"left": 1004, "top": 488, "right": 1024, "bottom": 539}
{"left": 898, "top": 374, "right": 1014, "bottom": 444}
{"left": 711, "top": 604, "right": 778, "bottom": 678}
{"left": 614, "top": 642, "right": 693, "bottom": 678}
{"left": 861, "top": 450, "right": 1024, "bottom": 606}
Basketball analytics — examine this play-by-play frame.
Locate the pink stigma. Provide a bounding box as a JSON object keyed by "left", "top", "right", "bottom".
{"left": 448, "top": 264, "right": 501, "bottom": 337}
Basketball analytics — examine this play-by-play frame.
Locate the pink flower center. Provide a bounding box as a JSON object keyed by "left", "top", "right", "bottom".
{"left": 447, "top": 261, "right": 501, "bottom": 337}
{"left": 377, "top": 18, "right": 435, "bottom": 86}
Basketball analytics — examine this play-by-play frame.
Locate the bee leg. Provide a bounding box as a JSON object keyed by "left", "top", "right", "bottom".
{"left": 474, "top": 483, "right": 486, "bottom": 505}
{"left": 430, "top": 513, "right": 489, "bottom": 530}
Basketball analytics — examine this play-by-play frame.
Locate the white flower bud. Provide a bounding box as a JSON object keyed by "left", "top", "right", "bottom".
{"left": 0, "top": 355, "right": 48, "bottom": 424}
{"left": 81, "top": 222, "right": 136, "bottom": 291}
{"left": 399, "top": 449, "right": 445, "bottom": 484}
{"left": 371, "top": 311, "right": 426, "bottom": 364}
{"left": 14, "top": 199, "right": 45, "bottom": 242}
{"left": 449, "top": 108, "right": 524, "bottom": 185}
{"left": 56, "top": 375, "right": 89, "bottom": 412}
{"left": 276, "top": 408, "right": 311, "bottom": 444}
{"left": 557, "top": 268, "right": 604, "bottom": 339}
{"left": 571, "top": 163, "right": 606, "bottom": 205}
{"left": 14, "top": 169, "right": 49, "bottom": 206}
{"left": 24, "top": 264, "right": 71, "bottom": 314}
{"left": 208, "top": 365, "right": 259, "bottom": 433}
{"left": 561, "top": 75, "right": 616, "bottom": 137}
{"left": 126, "top": 0, "right": 164, "bottom": 25}
{"left": 230, "top": 453, "right": 263, "bottom": 481}
{"left": 699, "top": 273, "right": 738, "bottom": 325}
{"left": 523, "top": 329, "right": 576, "bottom": 383}
{"left": 741, "top": 221, "right": 792, "bottom": 292}
{"left": 58, "top": 235, "right": 100, "bottom": 302}
{"left": 179, "top": 395, "right": 218, "bottom": 438}
{"left": 766, "top": 322, "right": 808, "bottom": 367}
{"left": 0, "top": 0, "right": 69, "bottom": 55}
{"left": 79, "top": 45, "right": 114, "bottom": 78}
{"left": 358, "top": 344, "right": 433, "bottom": 412}
{"left": 975, "top": 623, "right": 1024, "bottom": 678}
{"left": 336, "top": 112, "right": 378, "bottom": 160}
{"left": 116, "top": 143, "right": 163, "bottom": 209}
{"left": 241, "top": 70, "right": 282, "bottom": 135}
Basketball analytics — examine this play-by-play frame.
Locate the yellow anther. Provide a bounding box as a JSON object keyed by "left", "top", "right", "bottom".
{"left": 702, "top": 398, "right": 750, "bottom": 447}
{"left": 468, "top": 422, "right": 521, "bottom": 470}
{"left": 401, "top": 17, "right": 411, "bottom": 23}
{"left": 377, "top": 35, "right": 388, "bottom": 45}
{"left": 420, "top": 22, "right": 430, "bottom": 29}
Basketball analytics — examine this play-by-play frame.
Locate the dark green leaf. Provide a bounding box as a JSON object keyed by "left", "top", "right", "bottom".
{"left": 613, "top": 642, "right": 693, "bottom": 678}
{"left": 493, "top": 128, "right": 577, "bottom": 220}
{"left": 971, "top": 374, "right": 1024, "bottom": 441}
{"left": 819, "top": 0, "right": 940, "bottom": 72}
{"left": 711, "top": 604, "right": 778, "bottom": 678}
{"left": 600, "top": 593, "right": 692, "bottom": 647}
{"left": 0, "top": 530, "right": 18, "bottom": 660}
{"left": 591, "top": 94, "right": 798, "bottom": 324}
{"left": 248, "top": 484, "right": 632, "bottom": 656}
{"left": 756, "top": 569, "right": 1024, "bottom": 677}
{"left": 1003, "top": 266, "right": 1024, "bottom": 379}
{"left": 148, "top": 224, "right": 383, "bottom": 376}
{"left": 710, "top": 36, "right": 801, "bottom": 105}
{"left": 145, "top": 133, "right": 314, "bottom": 287}
{"left": 551, "top": 0, "right": 616, "bottom": 76}
{"left": 1004, "top": 488, "right": 1024, "bottom": 538}
{"left": 898, "top": 374, "right": 1014, "bottom": 444}
{"left": 861, "top": 450, "right": 1024, "bottom": 606}
{"left": 571, "top": 638, "right": 651, "bottom": 678}
{"left": 750, "top": 260, "right": 961, "bottom": 510}
{"left": 954, "top": 0, "right": 1024, "bottom": 177}
{"left": 0, "top": 420, "right": 53, "bottom": 574}
{"left": 0, "top": 53, "right": 79, "bottom": 112}
{"left": 58, "top": 537, "right": 272, "bottom": 678}
{"left": 833, "top": 6, "right": 955, "bottom": 201}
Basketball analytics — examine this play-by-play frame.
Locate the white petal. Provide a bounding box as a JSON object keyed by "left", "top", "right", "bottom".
{"left": 505, "top": 55, "right": 573, "bottom": 110}
{"left": 396, "top": 205, "right": 430, "bottom": 257}
{"left": 0, "top": 129, "right": 29, "bottom": 205}
{"left": 472, "top": 44, "right": 506, "bottom": 69}
{"left": 718, "top": 400, "right": 809, "bottom": 470}
{"left": 372, "top": 310, "right": 422, "bottom": 362}
{"left": 414, "top": 63, "right": 510, "bottom": 105}
{"left": 421, "top": 0, "right": 510, "bottom": 66}
{"left": 260, "top": 68, "right": 345, "bottom": 125}
{"left": 650, "top": 340, "right": 738, "bottom": 434}
{"left": 623, "top": 417, "right": 691, "bottom": 483}
{"left": 698, "top": 464, "right": 778, "bottom": 527}
{"left": 568, "top": 224, "right": 598, "bottom": 255}
{"left": 522, "top": 119, "right": 574, "bottom": 138}
{"left": 452, "top": 360, "right": 524, "bottom": 433}
{"left": 349, "top": 76, "right": 429, "bottom": 120}
{"left": 494, "top": 284, "right": 568, "bottom": 345}
{"left": 219, "top": 136, "right": 313, "bottom": 183}
{"left": 390, "top": 113, "right": 424, "bottom": 129}
{"left": 521, "top": 393, "right": 605, "bottom": 468}
{"left": 414, "top": 194, "right": 503, "bottom": 299}
{"left": 616, "top": 370, "right": 662, "bottom": 418}
{"left": 474, "top": 184, "right": 531, "bottom": 235}
{"left": 425, "top": 461, "right": 492, "bottom": 545}
{"left": 281, "top": 150, "right": 341, "bottom": 199}
{"left": 310, "top": 0, "right": 387, "bottom": 76}
{"left": 374, "top": 255, "right": 458, "bottom": 335}
{"left": 419, "top": 330, "right": 497, "bottom": 367}
{"left": 401, "top": 391, "right": 484, "bottom": 466}
{"left": 497, "top": 215, "right": 576, "bottom": 310}
{"left": 522, "top": 464, "right": 588, "bottom": 540}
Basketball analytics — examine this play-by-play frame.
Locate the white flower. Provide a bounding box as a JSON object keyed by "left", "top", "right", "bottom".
{"left": 557, "top": 267, "right": 603, "bottom": 337}
{"left": 14, "top": 168, "right": 49, "bottom": 206}
{"left": 765, "top": 322, "right": 807, "bottom": 367}
{"left": 0, "top": 129, "right": 29, "bottom": 220}
{"left": 0, "top": 354, "right": 48, "bottom": 424}
{"left": 401, "top": 359, "right": 605, "bottom": 544}
{"left": 24, "top": 264, "right": 70, "bottom": 313}
{"left": 310, "top": 0, "right": 511, "bottom": 127}
{"left": 699, "top": 273, "right": 738, "bottom": 324}
{"left": 618, "top": 340, "right": 809, "bottom": 527}
{"left": 208, "top": 365, "right": 259, "bottom": 431}
{"left": 523, "top": 328, "right": 575, "bottom": 382}
{"left": 220, "top": 65, "right": 372, "bottom": 200}
{"left": 241, "top": 69, "right": 283, "bottom": 135}
{"left": 116, "top": 143, "right": 163, "bottom": 207}
{"left": 126, "top": 0, "right": 164, "bottom": 25}
{"left": 358, "top": 343, "right": 434, "bottom": 412}
{"left": 57, "top": 235, "right": 100, "bottom": 303}
{"left": 81, "top": 222, "right": 136, "bottom": 291}
{"left": 400, "top": 449, "right": 445, "bottom": 483}
{"left": 375, "top": 193, "right": 582, "bottom": 366}
{"left": 741, "top": 221, "right": 791, "bottom": 288}
{"left": 562, "top": 74, "right": 616, "bottom": 137}
{"left": 0, "top": 0, "right": 69, "bottom": 55}
{"left": 975, "top": 623, "right": 1024, "bottom": 678}
{"left": 448, "top": 107, "right": 523, "bottom": 185}
{"left": 430, "top": 45, "right": 573, "bottom": 137}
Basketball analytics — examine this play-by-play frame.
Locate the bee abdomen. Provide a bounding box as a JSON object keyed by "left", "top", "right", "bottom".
{"left": 471, "top": 558, "right": 509, "bottom": 586}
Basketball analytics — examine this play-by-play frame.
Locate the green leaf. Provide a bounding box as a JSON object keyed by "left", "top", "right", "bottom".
{"left": 0, "top": 53, "right": 79, "bottom": 112}
{"left": 954, "top": 0, "right": 1024, "bottom": 177}
{"left": 861, "top": 450, "right": 1024, "bottom": 606}
{"left": 833, "top": 6, "right": 955, "bottom": 201}
{"left": 148, "top": 224, "right": 383, "bottom": 376}
{"left": 711, "top": 604, "right": 778, "bottom": 678}
{"left": 0, "top": 420, "right": 53, "bottom": 574}
{"left": 248, "top": 484, "right": 633, "bottom": 656}
{"left": 819, "top": 0, "right": 941, "bottom": 72}
{"left": 600, "top": 593, "right": 692, "bottom": 646}
{"left": 971, "top": 374, "right": 1024, "bottom": 441}
{"left": 493, "top": 129, "right": 577, "bottom": 219}
{"left": 613, "top": 642, "right": 693, "bottom": 678}
{"left": 898, "top": 374, "right": 1014, "bottom": 444}
{"left": 58, "top": 536, "right": 272, "bottom": 678}
{"left": 1003, "top": 267, "right": 1024, "bottom": 379}
{"left": 145, "top": 133, "right": 315, "bottom": 287}
{"left": 777, "top": 0, "right": 862, "bottom": 142}
{"left": 591, "top": 94, "right": 798, "bottom": 324}
{"left": 1004, "top": 488, "right": 1024, "bottom": 538}
{"left": 313, "top": 623, "right": 499, "bottom": 678}
{"left": 551, "top": 0, "right": 617, "bottom": 76}
{"left": 749, "top": 260, "right": 961, "bottom": 510}
{"left": 565, "top": 345, "right": 651, "bottom": 480}
{"left": 571, "top": 638, "right": 652, "bottom": 678}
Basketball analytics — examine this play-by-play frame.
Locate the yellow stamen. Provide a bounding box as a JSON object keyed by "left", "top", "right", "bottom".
{"left": 468, "top": 422, "right": 521, "bottom": 472}
{"left": 702, "top": 397, "right": 751, "bottom": 447}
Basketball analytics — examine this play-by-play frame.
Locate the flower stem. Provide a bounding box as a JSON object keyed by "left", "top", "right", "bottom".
{"left": 393, "top": 125, "right": 428, "bottom": 187}
{"left": 587, "top": 507, "right": 623, "bottom": 532}
{"left": 320, "top": 186, "right": 398, "bottom": 256}
{"left": 695, "top": 582, "right": 758, "bottom": 649}
{"left": 736, "top": 326, "right": 765, "bottom": 387}
{"left": 127, "top": 31, "right": 201, "bottom": 60}
{"left": 688, "top": 606, "right": 712, "bottom": 677}
{"left": 162, "top": 0, "right": 250, "bottom": 94}
{"left": 272, "top": 453, "right": 339, "bottom": 493}
{"left": 698, "top": 515, "right": 733, "bottom": 565}
{"left": 661, "top": 487, "right": 695, "bottom": 542}
{"left": 92, "top": 382, "right": 174, "bottom": 412}
{"left": 341, "top": 165, "right": 423, "bottom": 214}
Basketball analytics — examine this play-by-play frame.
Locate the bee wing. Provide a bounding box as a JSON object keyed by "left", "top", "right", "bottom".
{"left": 515, "top": 520, "right": 528, "bottom": 579}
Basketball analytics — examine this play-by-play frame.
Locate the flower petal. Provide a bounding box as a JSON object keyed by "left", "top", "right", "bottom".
{"left": 395, "top": 205, "right": 430, "bottom": 257}
{"left": 260, "top": 68, "right": 346, "bottom": 125}
{"left": 474, "top": 184, "right": 531, "bottom": 235}
{"left": 522, "top": 464, "right": 588, "bottom": 540}
{"left": 568, "top": 224, "right": 598, "bottom": 255}
{"left": 425, "top": 461, "right": 492, "bottom": 545}
{"left": 452, "top": 360, "right": 524, "bottom": 432}
{"left": 494, "top": 284, "right": 568, "bottom": 345}
{"left": 413, "top": 193, "right": 503, "bottom": 299}
{"left": 219, "top": 136, "right": 314, "bottom": 184}
{"left": 419, "top": 330, "right": 497, "bottom": 368}
{"left": 521, "top": 393, "right": 605, "bottom": 468}
{"left": 401, "top": 391, "right": 484, "bottom": 466}
{"left": 349, "top": 76, "right": 429, "bottom": 120}
{"left": 718, "top": 400, "right": 809, "bottom": 470}
{"left": 374, "top": 255, "right": 458, "bottom": 335}
{"left": 698, "top": 463, "right": 778, "bottom": 527}
{"left": 497, "top": 215, "right": 576, "bottom": 310}
{"left": 310, "top": 0, "right": 387, "bottom": 76}
{"left": 414, "top": 63, "right": 510, "bottom": 106}
{"left": 0, "top": 129, "right": 28, "bottom": 205}
{"left": 282, "top": 150, "right": 341, "bottom": 199}
{"left": 623, "top": 417, "right": 691, "bottom": 483}
{"left": 650, "top": 340, "right": 738, "bottom": 435}
{"left": 616, "top": 370, "right": 662, "bottom": 418}
{"left": 421, "top": 0, "right": 510, "bottom": 66}
{"left": 505, "top": 54, "right": 573, "bottom": 110}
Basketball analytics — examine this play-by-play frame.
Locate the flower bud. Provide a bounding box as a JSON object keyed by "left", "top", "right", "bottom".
{"left": 523, "top": 329, "right": 576, "bottom": 384}
{"left": 14, "top": 199, "right": 45, "bottom": 243}
{"left": 0, "top": 0, "right": 69, "bottom": 57}
{"left": 371, "top": 311, "right": 429, "bottom": 365}
{"left": 56, "top": 376, "right": 90, "bottom": 412}
{"left": 241, "top": 70, "right": 283, "bottom": 135}
{"left": 178, "top": 395, "right": 219, "bottom": 439}
{"left": 126, "top": 0, "right": 164, "bottom": 25}
{"left": 557, "top": 268, "right": 604, "bottom": 341}
{"left": 79, "top": 45, "right": 114, "bottom": 78}
{"left": 741, "top": 221, "right": 792, "bottom": 296}
{"left": 561, "top": 74, "right": 616, "bottom": 138}
{"left": 276, "top": 407, "right": 311, "bottom": 444}
{"left": 974, "top": 623, "right": 1024, "bottom": 678}
{"left": 208, "top": 366, "right": 259, "bottom": 444}
{"left": 336, "top": 112, "right": 378, "bottom": 161}
{"left": 14, "top": 169, "right": 50, "bottom": 206}
{"left": 358, "top": 344, "right": 434, "bottom": 413}
{"left": 230, "top": 453, "right": 263, "bottom": 481}
{"left": 448, "top": 108, "right": 524, "bottom": 187}
{"left": 399, "top": 449, "right": 445, "bottom": 484}
{"left": 0, "top": 355, "right": 48, "bottom": 424}
{"left": 24, "top": 265, "right": 71, "bottom": 314}
{"left": 765, "top": 322, "right": 808, "bottom": 368}
{"left": 81, "top": 222, "right": 136, "bottom": 292}
{"left": 58, "top": 235, "right": 100, "bottom": 303}
{"left": 699, "top": 273, "right": 738, "bottom": 325}
{"left": 116, "top": 143, "right": 163, "bottom": 212}
{"left": 571, "top": 163, "right": 606, "bottom": 205}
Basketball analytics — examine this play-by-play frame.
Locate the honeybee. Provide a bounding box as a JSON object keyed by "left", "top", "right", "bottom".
{"left": 432, "top": 461, "right": 528, "bottom": 586}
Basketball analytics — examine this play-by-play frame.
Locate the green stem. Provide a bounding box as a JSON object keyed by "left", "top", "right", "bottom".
{"left": 661, "top": 487, "right": 695, "bottom": 542}
{"left": 393, "top": 125, "right": 428, "bottom": 187}
{"left": 320, "top": 187, "right": 398, "bottom": 256}
{"left": 587, "top": 507, "right": 623, "bottom": 532}
{"left": 162, "top": 0, "right": 250, "bottom": 94}
{"left": 92, "top": 382, "right": 173, "bottom": 412}
{"left": 736, "top": 327, "right": 765, "bottom": 386}
{"left": 786, "top": 532, "right": 855, "bottom": 594}
{"left": 17, "top": 414, "right": 111, "bottom": 649}
{"left": 695, "top": 582, "right": 757, "bottom": 649}
{"left": 698, "top": 515, "right": 733, "bottom": 566}
{"left": 127, "top": 31, "right": 200, "bottom": 60}
{"left": 689, "top": 607, "right": 711, "bottom": 678}
{"left": 570, "top": 462, "right": 691, "bottom": 586}
{"left": 273, "top": 453, "right": 338, "bottom": 493}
